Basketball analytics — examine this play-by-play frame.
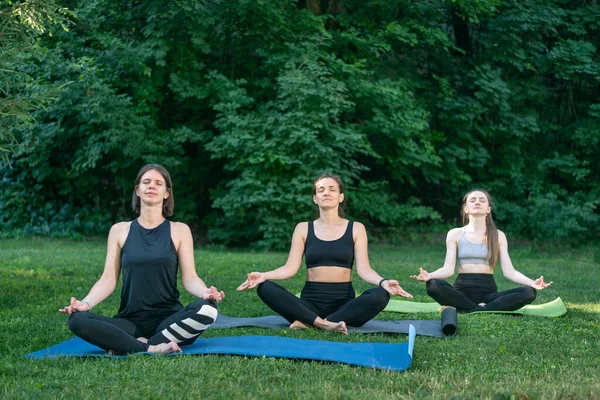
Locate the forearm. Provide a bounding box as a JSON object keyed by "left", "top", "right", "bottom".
{"left": 183, "top": 277, "right": 210, "bottom": 298}
{"left": 83, "top": 278, "right": 117, "bottom": 307}
{"left": 357, "top": 267, "right": 384, "bottom": 286}
{"left": 263, "top": 266, "right": 296, "bottom": 281}
{"left": 428, "top": 266, "right": 454, "bottom": 280}
{"left": 504, "top": 270, "right": 535, "bottom": 286}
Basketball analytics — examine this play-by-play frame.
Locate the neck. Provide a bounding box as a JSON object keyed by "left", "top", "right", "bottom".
{"left": 466, "top": 215, "right": 487, "bottom": 232}
{"left": 318, "top": 208, "right": 343, "bottom": 226}
{"left": 138, "top": 205, "right": 165, "bottom": 228}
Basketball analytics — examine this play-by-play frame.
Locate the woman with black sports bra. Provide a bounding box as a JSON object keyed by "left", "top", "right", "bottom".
{"left": 237, "top": 173, "right": 412, "bottom": 334}
{"left": 59, "top": 164, "right": 224, "bottom": 354}
{"left": 411, "top": 189, "right": 553, "bottom": 313}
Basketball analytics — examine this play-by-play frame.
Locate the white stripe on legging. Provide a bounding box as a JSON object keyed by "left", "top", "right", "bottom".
{"left": 161, "top": 329, "right": 180, "bottom": 343}
{"left": 169, "top": 323, "right": 196, "bottom": 339}
{"left": 161, "top": 304, "right": 217, "bottom": 343}
{"left": 181, "top": 318, "right": 208, "bottom": 331}
{"left": 199, "top": 304, "right": 218, "bottom": 320}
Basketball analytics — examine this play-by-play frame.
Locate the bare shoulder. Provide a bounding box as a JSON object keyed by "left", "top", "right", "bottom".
{"left": 171, "top": 221, "right": 192, "bottom": 234}
{"left": 446, "top": 227, "right": 463, "bottom": 242}
{"left": 497, "top": 229, "right": 508, "bottom": 245}
{"left": 108, "top": 221, "right": 131, "bottom": 239}
{"left": 351, "top": 221, "right": 367, "bottom": 240}
{"left": 352, "top": 220, "right": 366, "bottom": 232}
{"left": 110, "top": 221, "right": 130, "bottom": 234}
{"left": 293, "top": 222, "right": 309, "bottom": 238}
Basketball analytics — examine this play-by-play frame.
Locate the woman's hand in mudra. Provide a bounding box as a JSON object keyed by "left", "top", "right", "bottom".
{"left": 204, "top": 286, "right": 225, "bottom": 302}
{"left": 382, "top": 280, "right": 413, "bottom": 298}
{"left": 236, "top": 272, "right": 266, "bottom": 291}
{"left": 531, "top": 276, "right": 553, "bottom": 290}
{"left": 410, "top": 268, "right": 431, "bottom": 282}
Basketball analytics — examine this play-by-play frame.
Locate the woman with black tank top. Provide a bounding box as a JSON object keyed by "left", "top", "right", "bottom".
{"left": 411, "top": 189, "right": 553, "bottom": 313}
{"left": 237, "top": 173, "right": 413, "bottom": 334}
{"left": 59, "top": 164, "right": 224, "bottom": 354}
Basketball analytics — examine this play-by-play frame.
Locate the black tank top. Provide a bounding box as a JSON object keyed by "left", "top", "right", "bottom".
{"left": 304, "top": 221, "right": 354, "bottom": 269}
{"left": 117, "top": 219, "right": 182, "bottom": 323}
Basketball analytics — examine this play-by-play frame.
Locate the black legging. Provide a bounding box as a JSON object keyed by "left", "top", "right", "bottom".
{"left": 68, "top": 299, "right": 218, "bottom": 353}
{"left": 426, "top": 274, "right": 536, "bottom": 313}
{"left": 256, "top": 280, "right": 390, "bottom": 327}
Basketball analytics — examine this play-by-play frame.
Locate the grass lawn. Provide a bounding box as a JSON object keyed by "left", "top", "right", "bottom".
{"left": 1, "top": 238, "right": 599, "bottom": 399}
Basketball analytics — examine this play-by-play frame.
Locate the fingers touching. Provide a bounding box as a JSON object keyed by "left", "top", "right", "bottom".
{"left": 410, "top": 267, "right": 430, "bottom": 282}
{"left": 237, "top": 272, "right": 264, "bottom": 291}
{"left": 204, "top": 286, "right": 225, "bottom": 302}
{"left": 384, "top": 280, "right": 413, "bottom": 299}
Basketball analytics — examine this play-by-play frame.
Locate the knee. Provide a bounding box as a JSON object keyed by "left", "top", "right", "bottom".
{"left": 522, "top": 286, "right": 537, "bottom": 303}
{"left": 256, "top": 280, "right": 275, "bottom": 299}
{"left": 426, "top": 279, "right": 443, "bottom": 295}
{"left": 370, "top": 287, "right": 391, "bottom": 309}
{"left": 67, "top": 311, "right": 91, "bottom": 335}
{"left": 187, "top": 299, "right": 218, "bottom": 322}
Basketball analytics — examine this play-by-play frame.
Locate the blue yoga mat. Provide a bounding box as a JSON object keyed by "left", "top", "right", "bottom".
{"left": 26, "top": 327, "right": 416, "bottom": 371}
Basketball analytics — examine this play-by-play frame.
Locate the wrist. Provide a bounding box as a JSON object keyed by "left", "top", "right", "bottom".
{"left": 81, "top": 298, "right": 94, "bottom": 310}
{"left": 378, "top": 278, "right": 387, "bottom": 288}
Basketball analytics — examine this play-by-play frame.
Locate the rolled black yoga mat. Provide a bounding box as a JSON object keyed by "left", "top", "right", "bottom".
{"left": 441, "top": 307, "right": 458, "bottom": 337}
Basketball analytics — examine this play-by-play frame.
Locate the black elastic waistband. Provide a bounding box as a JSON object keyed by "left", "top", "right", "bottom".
{"left": 456, "top": 273, "right": 495, "bottom": 282}
{"left": 302, "top": 281, "right": 354, "bottom": 295}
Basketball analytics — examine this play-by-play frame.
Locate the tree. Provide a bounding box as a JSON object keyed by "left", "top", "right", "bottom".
{"left": 0, "top": 0, "right": 71, "bottom": 165}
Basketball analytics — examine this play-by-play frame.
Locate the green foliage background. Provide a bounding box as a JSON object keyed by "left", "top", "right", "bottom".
{"left": 1, "top": 0, "right": 599, "bottom": 247}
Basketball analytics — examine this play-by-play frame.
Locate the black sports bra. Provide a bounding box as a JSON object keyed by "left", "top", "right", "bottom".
{"left": 304, "top": 221, "right": 354, "bottom": 269}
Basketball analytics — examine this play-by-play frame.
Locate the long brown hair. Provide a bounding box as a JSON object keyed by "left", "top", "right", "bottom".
{"left": 461, "top": 189, "right": 499, "bottom": 268}
{"left": 131, "top": 164, "right": 174, "bottom": 217}
{"left": 312, "top": 173, "right": 346, "bottom": 217}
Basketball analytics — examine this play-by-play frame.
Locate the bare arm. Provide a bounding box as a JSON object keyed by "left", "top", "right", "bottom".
{"left": 59, "top": 223, "right": 125, "bottom": 314}
{"left": 498, "top": 231, "right": 552, "bottom": 289}
{"left": 354, "top": 222, "right": 412, "bottom": 298}
{"left": 411, "top": 229, "right": 459, "bottom": 282}
{"left": 237, "top": 222, "right": 307, "bottom": 290}
{"left": 176, "top": 222, "right": 224, "bottom": 302}
{"left": 354, "top": 222, "right": 384, "bottom": 285}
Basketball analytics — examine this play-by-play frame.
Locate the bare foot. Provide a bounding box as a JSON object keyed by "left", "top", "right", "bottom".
{"left": 290, "top": 320, "right": 310, "bottom": 330}
{"left": 148, "top": 342, "right": 182, "bottom": 355}
{"left": 324, "top": 321, "right": 347, "bottom": 334}
{"left": 137, "top": 337, "right": 148, "bottom": 343}
{"left": 313, "top": 318, "right": 348, "bottom": 334}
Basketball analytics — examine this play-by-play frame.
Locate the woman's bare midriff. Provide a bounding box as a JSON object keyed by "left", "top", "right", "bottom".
{"left": 457, "top": 264, "right": 494, "bottom": 274}
{"left": 307, "top": 266, "right": 352, "bottom": 282}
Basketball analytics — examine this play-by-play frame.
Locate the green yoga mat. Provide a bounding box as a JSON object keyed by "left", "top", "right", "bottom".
{"left": 384, "top": 297, "right": 567, "bottom": 317}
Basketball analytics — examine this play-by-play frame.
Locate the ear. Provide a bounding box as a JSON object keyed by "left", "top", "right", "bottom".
{"left": 313, "top": 194, "right": 317, "bottom": 204}
{"left": 164, "top": 188, "right": 170, "bottom": 200}
{"left": 135, "top": 185, "right": 140, "bottom": 197}
{"left": 339, "top": 193, "right": 344, "bottom": 203}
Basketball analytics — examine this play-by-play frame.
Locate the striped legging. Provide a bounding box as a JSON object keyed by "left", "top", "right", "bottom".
{"left": 68, "top": 299, "right": 217, "bottom": 353}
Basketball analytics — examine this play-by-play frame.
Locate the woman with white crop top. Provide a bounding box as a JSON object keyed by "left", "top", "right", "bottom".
{"left": 410, "top": 189, "right": 552, "bottom": 312}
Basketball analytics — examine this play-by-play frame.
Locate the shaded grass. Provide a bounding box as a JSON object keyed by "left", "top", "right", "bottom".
{"left": 0, "top": 238, "right": 599, "bottom": 399}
